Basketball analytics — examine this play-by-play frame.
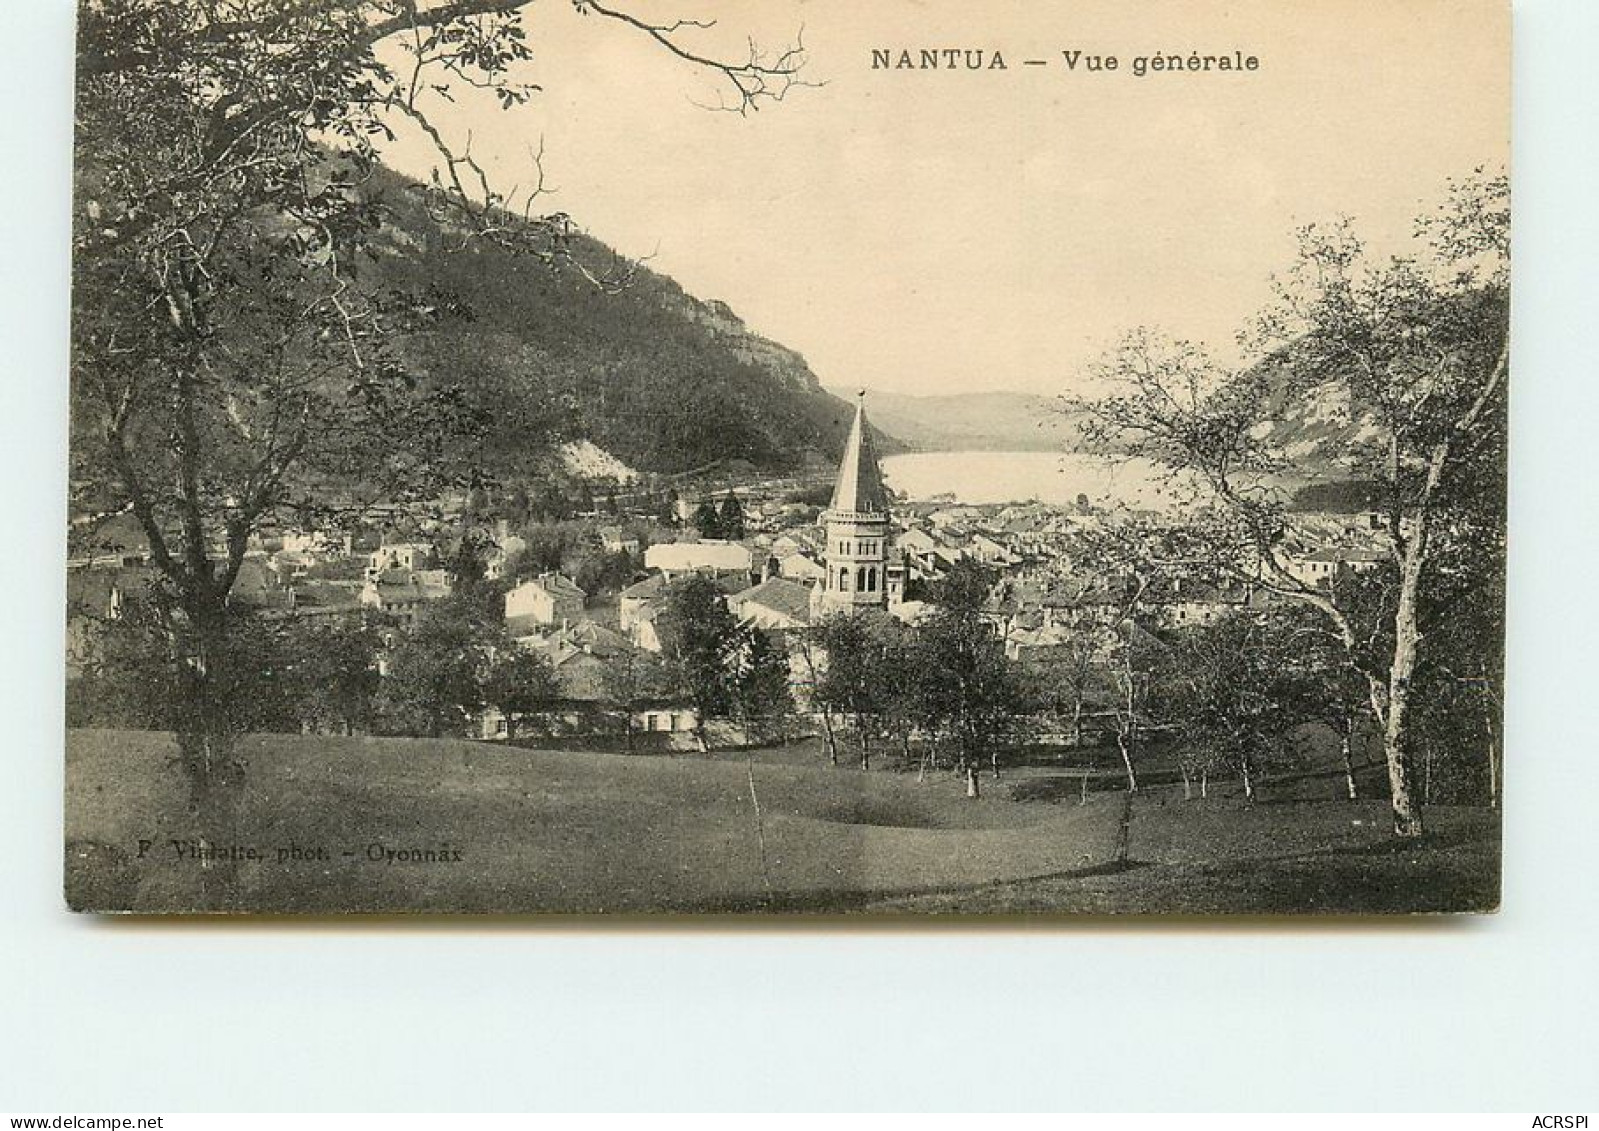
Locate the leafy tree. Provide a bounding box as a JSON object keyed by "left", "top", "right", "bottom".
{"left": 1021, "top": 628, "right": 1106, "bottom": 751}
{"left": 568, "top": 547, "right": 640, "bottom": 599}
{"left": 812, "top": 612, "right": 894, "bottom": 770}
{"left": 67, "top": 585, "right": 183, "bottom": 731}
{"left": 718, "top": 491, "right": 747, "bottom": 540}
{"left": 1165, "top": 614, "right": 1300, "bottom": 803}
{"left": 1075, "top": 170, "right": 1507, "bottom": 836}
{"left": 911, "top": 604, "right": 1026, "bottom": 799}
{"left": 1272, "top": 574, "right": 1394, "bottom": 802}
{"left": 656, "top": 575, "right": 744, "bottom": 750}
{"left": 1097, "top": 620, "right": 1170, "bottom": 795}
{"left": 874, "top": 620, "right": 926, "bottom": 773}
{"left": 731, "top": 629, "right": 794, "bottom": 747}
{"left": 68, "top": 585, "right": 303, "bottom": 741}
{"left": 601, "top": 648, "right": 670, "bottom": 754}
{"left": 659, "top": 488, "right": 683, "bottom": 528}
{"left": 444, "top": 531, "right": 493, "bottom": 590}
{"left": 482, "top": 646, "right": 559, "bottom": 741}
{"left": 929, "top": 559, "right": 997, "bottom": 614}
{"left": 377, "top": 591, "right": 500, "bottom": 737}
{"left": 71, "top": 0, "right": 807, "bottom": 824}
{"left": 283, "top": 617, "right": 384, "bottom": 736}
{"left": 790, "top": 627, "right": 842, "bottom": 766}
{"left": 692, "top": 500, "right": 724, "bottom": 540}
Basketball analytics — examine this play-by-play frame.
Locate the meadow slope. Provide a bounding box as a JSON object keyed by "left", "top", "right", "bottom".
{"left": 65, "top": 731, "right": 1499, "bottom": 916}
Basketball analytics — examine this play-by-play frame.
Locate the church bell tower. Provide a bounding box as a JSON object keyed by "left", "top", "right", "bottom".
{"left": 814, "top": 392, "right": 901, "bottom": 617}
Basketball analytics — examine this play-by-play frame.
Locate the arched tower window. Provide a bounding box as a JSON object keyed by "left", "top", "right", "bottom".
{"left": 867, "top": 567, "right": 878, "bottom": 592}
{"left": 856, "top": 566, "right": 867, "bottom": 591}
{"left": 838, "top": 568, "right": 850, "bottom": 592}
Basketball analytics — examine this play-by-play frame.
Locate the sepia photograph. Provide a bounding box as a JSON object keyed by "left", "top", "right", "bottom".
{"left": 64, "top": 0, "right": 1509, "bottom": 916}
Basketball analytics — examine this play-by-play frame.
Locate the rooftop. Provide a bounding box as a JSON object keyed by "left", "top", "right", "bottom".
{"left": 827, "top": 393, "right": 890, "bottom": 516}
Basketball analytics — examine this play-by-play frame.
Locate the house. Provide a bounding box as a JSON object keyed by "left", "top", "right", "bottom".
{"left": 523, "top": 636, "right": 613, "bottom": 702}
{"left": 291, "top": 580, "right": 364, "bottom": 622}
{"left": 627, "top": 602, "right": 666, "bottom": 653}
{"left": 1284, "top": 547, "right": 1388, "bottom": 589}
{"left": 619, "top": 574, "right": 668, "bottom": 632}
{"left": 729, "top": 577, "right": 814, "bottom": 631}
{"left": 1003, "top": 622, "right": 1087, "bottom": 663}
{"left": 484, "top": 535, "right": 528, "bottom": 581}
{"left": 770, "top": 530, "right": 824, "bottom": 559}
{"left": 360, "top": 567, "right": 451, "bottom": 627}
{"left": 281, "top": 527, "right": 350, "bottom": 557}
{"left": 644, "top": 539, "right": 753, "bottom": 581}
{"left": 598, "top": 526, "right": 641, "bottom": 555}
{"left": 969, "top": 531, "right": 1019, "bottom": 566}
{"left": 475, "top": 623, "right": 700, "bottom": 743}
{"left": 635, "top": 705, "right": 699, "bottom": 736}
{"left": 563, "top": 619, "right": 635, "bottom": 659}
{"left": 928, "top": 506, "right": 983, "bottom": 531}
{"left": 896, "top": 527, "right": 941, "bottom": 556}
{"left": 228, "top": 556, "right": 296, "bottom": 613}
{"left": 368, "top": 542, "right": 436, "bottom": 575}
{"left": 1147, "top": 578, "right": 1252, "bottom": 629}
{"left": 504, "top": 573, "right": 586, "bottom": 633}
{"left": 776, "top": 551, "right": 827, "bottom": 585}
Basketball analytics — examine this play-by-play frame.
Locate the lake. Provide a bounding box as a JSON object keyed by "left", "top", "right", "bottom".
{"left": 880, "top": 450, "right": 1190, "bottom": 509}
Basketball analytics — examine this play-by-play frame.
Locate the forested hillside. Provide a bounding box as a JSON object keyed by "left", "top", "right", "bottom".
{"left": 364, "top": 167, "right": 869, "bottom": 480}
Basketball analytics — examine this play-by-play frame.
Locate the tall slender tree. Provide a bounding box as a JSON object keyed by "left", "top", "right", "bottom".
{"left": 1076, "top": 171, "right": 1507, "bottom": 836}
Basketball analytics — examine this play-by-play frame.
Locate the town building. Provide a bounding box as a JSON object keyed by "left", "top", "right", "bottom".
{"left": 729, "top": 576, "right": 815, "bottom": 631}
{"left": 644, "top": 540, "right": 753, "bottom": 582}
{"left": 598, "top": 526, "right": 641, "bottom": 555}
{"left": 504, "top": 573, "right": 587, "bottom": 633}
{"left": 811, "top": 392, "right": 905, "bottom": 618}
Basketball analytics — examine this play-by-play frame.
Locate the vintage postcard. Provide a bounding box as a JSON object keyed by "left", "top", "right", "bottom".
{"left": 65, "top": 0, "right": 1508, "bottom": 914}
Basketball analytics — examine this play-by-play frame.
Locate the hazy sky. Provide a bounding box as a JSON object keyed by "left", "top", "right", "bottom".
{"left": 378, "top": 0, "right": 1508, "bottom": 396}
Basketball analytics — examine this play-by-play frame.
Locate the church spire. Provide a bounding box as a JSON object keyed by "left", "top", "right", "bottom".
{"left": 829, "top": 390, "right": 890, "bottom": 515}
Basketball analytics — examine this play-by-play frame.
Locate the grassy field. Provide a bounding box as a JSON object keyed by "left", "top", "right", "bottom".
{"left": 65, "top": 729, "right": 1499, "bottom": 915}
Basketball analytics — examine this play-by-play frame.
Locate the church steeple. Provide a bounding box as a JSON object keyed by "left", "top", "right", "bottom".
{"left": 829, "top": 391, "right": 889, "bottom": 516}
{"left": 813, "top": 391, "right": 903, "bottom": 617}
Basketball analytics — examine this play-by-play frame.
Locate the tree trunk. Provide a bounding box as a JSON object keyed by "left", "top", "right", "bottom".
{"left": 173, "top": 598, "right": 247, "bottom": 910}
{"left": 1114, "top": 790, "right": 1134, "bottom": 865}
{"left": 1180, "top": 765, "right": 1192, "bottom": 801}
{"left": 965, "top": 763, "right": 980, "bottom": 799}
{"left": 1240, "top": 756, "right": 1254, "bottom": 803}
{"left": 1115, "top": 730, "right": 1138, "bottom": 793}
{"left": 1079, "top": 771, "right": 1089, "bottom": 806}
{"left": 820, "top": 712, "right": 839, "bottom": 766}
{"left": 859, "top": 724, "right": 871, "bottom": 772}
{"left": 1200, "top": 768, "right": 1208, "bottom": 799}
{"left": 174, "top": 597, "right": 243, "bottom": 806}
{"left": 1340, "top": 725, "right": 1358, "bottom": 801}
{"left": 1383, "top": 535, "right": 1428, "bottom": 838}
{"left": 990, "top": 747, "right": 1001, "bottom": 780}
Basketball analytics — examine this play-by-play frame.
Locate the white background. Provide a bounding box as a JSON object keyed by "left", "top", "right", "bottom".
{"left": 1, "top": 0, "right": 1595, "bottom": 1113}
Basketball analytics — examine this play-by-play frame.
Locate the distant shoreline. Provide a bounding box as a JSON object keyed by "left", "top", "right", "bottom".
{"left": 880, "top": 449, "right": 1174, "bottom": 508}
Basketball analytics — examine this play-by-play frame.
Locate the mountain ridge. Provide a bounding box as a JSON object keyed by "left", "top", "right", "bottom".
{"left": 356, "top": 165, "right": 891, "bottom": 484}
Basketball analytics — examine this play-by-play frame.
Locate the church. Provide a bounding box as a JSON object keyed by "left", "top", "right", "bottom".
{"left": 809, "top": 392, "right": 906, "bottom": 620}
